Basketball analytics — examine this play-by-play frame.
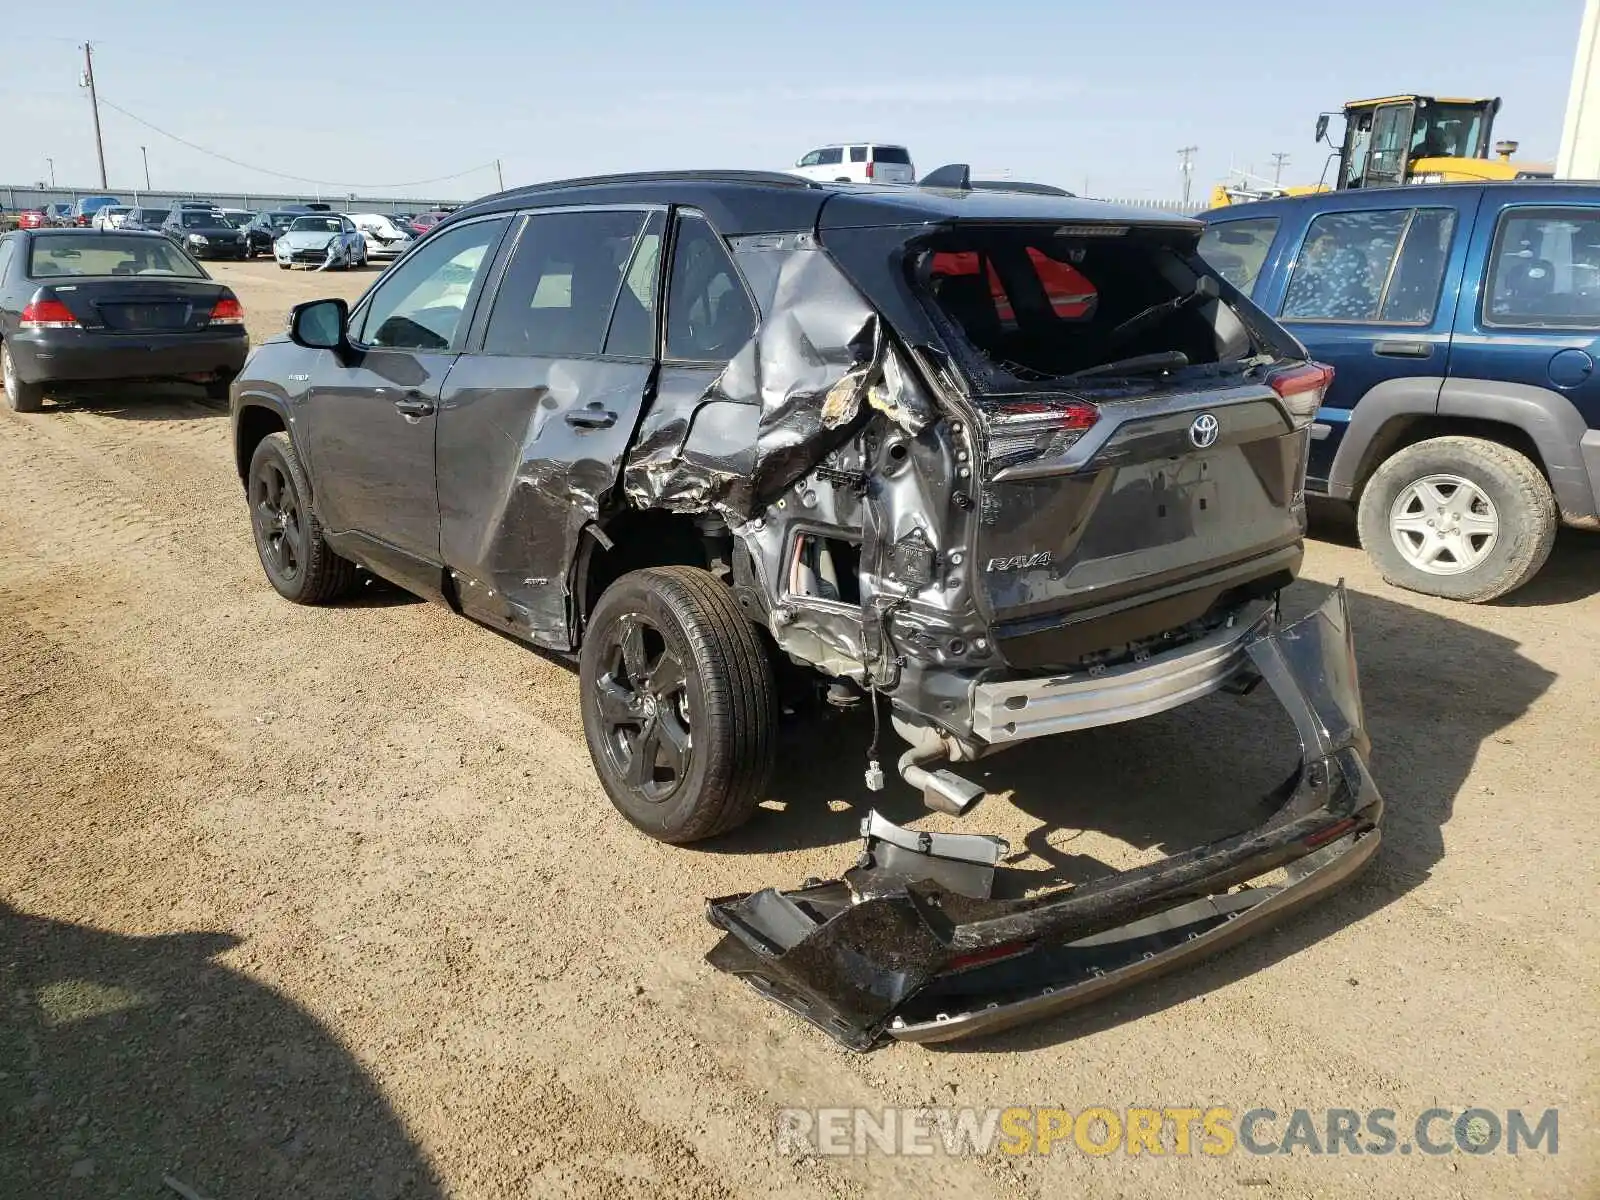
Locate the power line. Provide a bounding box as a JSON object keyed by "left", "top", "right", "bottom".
{"left": 95, "top": 95, "right": 500, "bottom": 191}
{"left": 1269, "top": 151, "right": 1291, "bottom": 186}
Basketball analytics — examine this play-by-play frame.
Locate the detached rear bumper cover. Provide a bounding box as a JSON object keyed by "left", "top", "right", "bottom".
{"left": 705, "top": 585, "right": 1381, "bottom": 1050}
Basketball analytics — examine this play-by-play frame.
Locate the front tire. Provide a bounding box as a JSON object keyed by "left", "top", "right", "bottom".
{"left": 247, "top": 432, "right": 358, "bottom": 604}
{"left": 1357, "top": 435, "right": 1557, "bottom": 602}
{"left": 579, "top": 566, "right": 777, "bottom": 843}
{"left": 1, "top": 342, "right": 44, "bottom": 413}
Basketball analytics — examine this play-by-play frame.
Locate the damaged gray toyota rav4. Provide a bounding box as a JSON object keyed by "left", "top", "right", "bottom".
{"left": 232, "top": 169, "right": 1382, "bottom": 1047}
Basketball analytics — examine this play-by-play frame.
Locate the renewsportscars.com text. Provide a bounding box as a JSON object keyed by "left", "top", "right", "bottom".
{"left": 775, "top": 1106, "right": 1560, "bottom": 1158}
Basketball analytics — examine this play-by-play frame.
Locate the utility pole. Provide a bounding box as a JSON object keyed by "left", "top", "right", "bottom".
{"left": 1177, "top": 146, "right": 1198, "bottom": 205}
{"left": 80, "top": 43, "right": 108, "bottom": 189}
{"left": 495, "top": 158, "right": 504, "bottom": 191}
{"left": 46, "top": 157, "right": 56, "bottom": 188}
{"left": 1270, "top": 151, "right": 1291, "bottom": 186}
{"left": 141, "top": 145, "right": 151, "bottom": 191}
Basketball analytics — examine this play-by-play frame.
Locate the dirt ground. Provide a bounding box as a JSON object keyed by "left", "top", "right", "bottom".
{"left": 2, "top": 259, "right": 1596, "bottom": 1199}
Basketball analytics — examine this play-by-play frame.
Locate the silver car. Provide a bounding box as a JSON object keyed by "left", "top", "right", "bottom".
{"left": 273, "top": 214, "right": 368, "bottom": 270}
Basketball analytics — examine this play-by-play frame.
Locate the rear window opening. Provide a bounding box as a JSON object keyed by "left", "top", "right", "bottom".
{"left": 914, "top": 225, "right": 1259, "bottom": 391}
{"left": 872, "top": 146, "right": 912, "bottom": 165}
{"left": 788, "top": 535, "right": 862, "bottom": 606}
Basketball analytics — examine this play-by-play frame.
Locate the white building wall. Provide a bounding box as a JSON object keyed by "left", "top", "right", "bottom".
{"left": 1559, "top": 0, "right": 1600, "bottom": 178}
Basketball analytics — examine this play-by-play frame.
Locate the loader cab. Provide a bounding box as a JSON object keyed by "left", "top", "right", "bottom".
{"left": 1322, "top": 96, "right": 1505, "bottom": 190}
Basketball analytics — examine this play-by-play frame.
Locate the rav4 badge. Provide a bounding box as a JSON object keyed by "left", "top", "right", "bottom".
{"left": 986, "top": 552, "right": 1053, "bottom": 572}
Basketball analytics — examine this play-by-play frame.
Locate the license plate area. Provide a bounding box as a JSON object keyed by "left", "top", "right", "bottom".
{"left": 103, "top": 302, "right": 189, "bottom": 331}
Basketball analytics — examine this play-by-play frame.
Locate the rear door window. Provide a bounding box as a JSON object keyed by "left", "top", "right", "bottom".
{"left": 1281, "top": 208, "right": 1454, "bottom": 323}
{"left": 482, "top": 210, "right": 647, "bottom": 357}
{"left": 1197, "top": 217, "right": 1279, "bottom": 294}
{"left": 1485, "top": 207, "right": 1600, "bottom": 329}
{"left": 663, "top": 213, "right": 756, "bottom": 362}
{"left": 849, "top": 147, "right": 868, "bottom": 163}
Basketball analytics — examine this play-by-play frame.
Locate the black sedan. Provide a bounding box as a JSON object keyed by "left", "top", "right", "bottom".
{"left": 242, "top": 209, "right": 307, "bottom": 257}
{"left": 0, "top": 229, "right": 249, "bottom": 412}
{"left": 162, "top": 208, "right": 248, "bottom": 260}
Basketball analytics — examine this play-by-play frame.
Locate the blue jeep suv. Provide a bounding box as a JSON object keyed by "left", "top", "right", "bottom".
{"left": 1200, "top": 181, "right": 1600, "bottom": 601}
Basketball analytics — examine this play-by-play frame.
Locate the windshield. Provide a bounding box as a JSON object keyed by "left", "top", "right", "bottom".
{"left": 28, "top": 234, "right": 206, "bottom": 279}
{"left": 181, "top": 212, "right": 223, "bottom": 228}
{"left": 222, "top": 212, "right": 254, "bottom": 227}
{"left": 1410, "top": 103, "right": 1488, "bottom": 160}
{"left": 289, "top": 217, "right": 343, "bottom": 233}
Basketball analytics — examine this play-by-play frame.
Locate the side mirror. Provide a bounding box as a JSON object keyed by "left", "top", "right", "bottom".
{"left": 289, "top": 298, "right": 350, "bottom": 352}
{"left": 1315, "top": 114, "right": 1331, "bottom": 144}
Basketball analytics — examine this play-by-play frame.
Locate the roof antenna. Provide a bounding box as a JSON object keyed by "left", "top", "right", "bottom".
{"left": 918, "top": 164, "right": 972, "bottom": 190}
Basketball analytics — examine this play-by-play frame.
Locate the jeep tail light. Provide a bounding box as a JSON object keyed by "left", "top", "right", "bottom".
{"left": 208, "top": 296, "right": 245, "bottom": 326}
{"left": 19, "top": 297, "right": 79, "bottom": 329}
{"left": 983, "top": 399, "right": 1100, "bottom": 469}
{"left": 1269, "top": 362, "right": 1334, "bottom": 427}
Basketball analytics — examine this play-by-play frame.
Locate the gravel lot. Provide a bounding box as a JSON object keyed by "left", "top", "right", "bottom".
{"left": 2, "top": 259, "right": 1596, "bottom": 1198}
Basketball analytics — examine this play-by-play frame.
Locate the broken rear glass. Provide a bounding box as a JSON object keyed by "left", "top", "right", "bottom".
{"left": 914, "top": 225, "right": 1253, "bottom": 391}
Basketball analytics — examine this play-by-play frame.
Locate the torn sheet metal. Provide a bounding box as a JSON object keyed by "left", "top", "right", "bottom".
{"left": 704, "top": 586, "right": 1383, "bottom": 1050}
{"left": 623, "top": 240, "right": 900, "bottom": 519}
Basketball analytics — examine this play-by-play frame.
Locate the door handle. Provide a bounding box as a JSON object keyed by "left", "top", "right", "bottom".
{"left": 1373, "top": 340, "right": 1434, "bottom": 359}
{"left": 393, "top": 393, "right": 435, "bottom": 419}
{"left": 564, "top": 404, "right": 618, "bottom": 430}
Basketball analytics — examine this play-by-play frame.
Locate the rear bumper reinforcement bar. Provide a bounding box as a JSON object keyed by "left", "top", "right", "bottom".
{"left": 971, "top": 603, "right": 1274, "bottom": 744}
{"left": 705, "top": 585, "right": 1381, "bottom": 1050}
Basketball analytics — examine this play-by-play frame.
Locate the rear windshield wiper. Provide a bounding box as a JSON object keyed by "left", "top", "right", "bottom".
{"left": 1106, "top": 274, "right": 1222, "bottom": 348}
{"left": 1062, "top": 350, "right": 1190, "bottom": 382}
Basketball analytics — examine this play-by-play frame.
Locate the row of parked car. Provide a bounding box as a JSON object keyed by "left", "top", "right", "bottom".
{"left": 2, "top": 196, "right": 460, "bottom": 268}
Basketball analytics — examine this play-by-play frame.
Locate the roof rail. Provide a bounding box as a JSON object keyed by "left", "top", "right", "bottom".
{"left": 503, "top": 169, "right": 820, "bottom": 196}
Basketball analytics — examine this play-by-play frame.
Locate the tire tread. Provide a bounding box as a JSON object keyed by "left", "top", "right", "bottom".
{"left": 1357, "top": 434, "right": 1557, "bottom": 602}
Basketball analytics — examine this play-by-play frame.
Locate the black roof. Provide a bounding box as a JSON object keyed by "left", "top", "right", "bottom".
{"left": 442, "top": 170, "right": 1199, "bottom": 237}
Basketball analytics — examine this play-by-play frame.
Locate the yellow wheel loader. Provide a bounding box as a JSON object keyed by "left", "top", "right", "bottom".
{"left": 1208, "top": 95, "right": 1553, "bottom": 209}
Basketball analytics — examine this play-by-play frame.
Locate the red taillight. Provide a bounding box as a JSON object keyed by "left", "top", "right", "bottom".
{"left": 1001, "top": 399, "right": 1100, "bottom": 429}
{"left": 208, "top": 296, "right": 245, "bottom": 326}
{"left": 1269, "top": 362, "right": 1334, "bottom": 426}
{"left": 866, "top": 160, "right": 876, "bottom": 180}
{"left": 76, "top": 215, "right": 90, "bottom": 226}
{"left": 19, "top": 298, "right": 79, "bottom": 329}
{"left": 986, "top": 399, "right": 1100, "bottom": 466}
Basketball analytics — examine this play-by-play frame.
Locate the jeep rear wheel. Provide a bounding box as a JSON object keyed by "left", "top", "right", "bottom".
{"left": 1357, "top": 435, "right": 1557, "bottom": 602}
{"left": 579, "top": 566, "right": 777, "bottom": 843}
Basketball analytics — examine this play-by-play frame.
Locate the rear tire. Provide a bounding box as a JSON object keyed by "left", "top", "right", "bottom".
{"left": 579, "top": 566, "right": 777, "bottom": 843}
{"left": 1357, "top": 435, "right": 1557, "bottom": 602}
{"left": 247, "top": 432, "right": 358, "bottom": 604}
{"left": 1, "top": 342, "right": 44, "bottom": 413}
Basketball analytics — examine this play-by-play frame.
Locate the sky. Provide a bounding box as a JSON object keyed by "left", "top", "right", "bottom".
{"left": 0, "top": 0, "right": 1587, "bottom": 204}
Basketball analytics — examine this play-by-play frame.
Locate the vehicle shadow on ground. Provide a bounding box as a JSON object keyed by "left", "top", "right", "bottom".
{"left": 714, "top": 580, "right": 1556, "bottom": 1051}
{"left": 43, "top": 384, "right": 227, "bottom": 419}
{"left": 1492, "top": 529, "right": 1600, "bottom": 606}
{"left": 1308, "top": 498, "right": 1600, "bottom": 605}
{"left": 0, "top": 903, "right": 443, "bottom": 1199}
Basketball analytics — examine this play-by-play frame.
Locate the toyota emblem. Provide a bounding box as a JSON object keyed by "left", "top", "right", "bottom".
{"left": 1189, "top": 412, "right": 1219, "bottom": 449}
